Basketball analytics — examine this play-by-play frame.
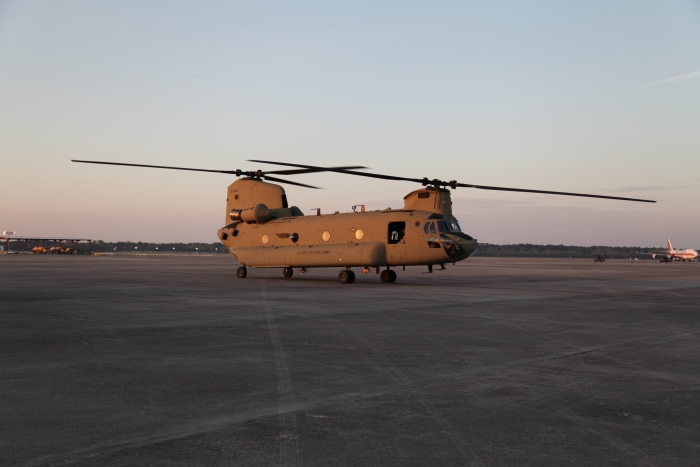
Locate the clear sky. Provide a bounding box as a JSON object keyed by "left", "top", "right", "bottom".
{"left": 1, "top": 1, "right": 699, "bottom": 247}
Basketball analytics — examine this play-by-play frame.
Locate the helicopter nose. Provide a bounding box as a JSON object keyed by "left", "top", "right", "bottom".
{"left": 459, "top": 238, "right": 478, "bottom": 256}
{"left": 441, "top": 233, "right": 478, "bottom": 260}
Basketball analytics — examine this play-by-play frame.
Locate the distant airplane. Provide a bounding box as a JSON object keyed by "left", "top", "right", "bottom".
{"left": 639, "top": 239, "right": 698, "bottom": 262}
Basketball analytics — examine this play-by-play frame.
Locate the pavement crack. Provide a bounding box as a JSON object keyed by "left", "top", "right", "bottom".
{"left": 261, "top": 271, "right": 302, "bottom": 467}
{"left": 503, "top": 327, "right": 700, "bottom": 370}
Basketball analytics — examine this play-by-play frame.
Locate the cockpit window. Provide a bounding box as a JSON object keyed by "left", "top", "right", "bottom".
{"left": 440, "top": 234, "right": 465, "bottom": 258}
{"left": 425, "top": 220, "right": 464, "bottom": 235}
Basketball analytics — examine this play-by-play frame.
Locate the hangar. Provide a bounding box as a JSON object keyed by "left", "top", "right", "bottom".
{"left": 1, "top": 232, "right": 93, "bottom": 254}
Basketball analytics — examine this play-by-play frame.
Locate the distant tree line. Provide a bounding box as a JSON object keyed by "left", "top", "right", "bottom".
{"left": 90, "top": 241, "right": 663, "bottom": 259}
{"left": 471, "top": 244, "right": 663, "bottom": 259}
{"left": 91, "top": 241, "right": 225, "bottom": 253}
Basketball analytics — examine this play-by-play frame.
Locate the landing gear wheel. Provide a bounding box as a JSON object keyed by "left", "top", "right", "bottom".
{"left": 338, "top": 270, "right": 355, "bottom": 284}
{"left": 237, "top": 266, "right": 247, "bottom": 278}
{"left": 380, "top": 270, "right": 396, "bottom": 283}
{"left": 283, "top": 267, "right": 294, "bottom": 278}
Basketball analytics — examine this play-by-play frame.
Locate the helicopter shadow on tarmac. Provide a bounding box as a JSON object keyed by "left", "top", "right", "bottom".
{"left": 246, "top": 273, "right": 437, "bottom": 287}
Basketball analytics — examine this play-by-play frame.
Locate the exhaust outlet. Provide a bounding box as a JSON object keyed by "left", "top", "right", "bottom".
{"left": 230, "top": 204, "right": 270, "bottom": 224}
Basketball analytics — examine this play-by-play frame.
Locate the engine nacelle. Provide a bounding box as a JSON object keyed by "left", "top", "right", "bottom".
{"left": 230, "top": 203, "right": 270, "bottom": 224}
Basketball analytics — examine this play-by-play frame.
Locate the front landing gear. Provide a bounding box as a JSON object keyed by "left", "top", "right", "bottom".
{"left": 283, "top": 267, "right": 294, "bottom": 278}
{"left": 380, "top": 269, "right": 397, "bottom": 283}
{"left": 237, "top": 266, "right": 247, "bottom": 278}
{"left": 338, "top": 270, "right": 356, "bottom": 284}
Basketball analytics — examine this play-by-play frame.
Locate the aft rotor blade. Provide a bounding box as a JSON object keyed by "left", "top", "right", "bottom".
{"left": 72, "top": 160, "right": 236, "bottom": 174}
{"left": 262, "top": 175, "right": 320, "bottom": 189}
{"left": 455, "top": 183, "right": 656, "bottom": 203}
{"left": 248, "top": 160, "right": 424, "bottom": 183}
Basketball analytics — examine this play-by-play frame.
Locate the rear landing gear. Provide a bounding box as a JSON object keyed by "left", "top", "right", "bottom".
{"left": 380, "top": 270, "right": 397, "bottom": 283}
{"left": 237, "top": 266, "right": 247, "bottom": 278}
{"left": 283, "top": 267, "right": 294, "bottom": 278}
{"left": 338, "top": 270, "right": 355, "bottom": 284}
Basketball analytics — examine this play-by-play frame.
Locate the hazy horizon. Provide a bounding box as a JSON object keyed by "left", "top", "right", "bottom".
{"left": 2, "top": 1, "right": 699, "bottom": 247}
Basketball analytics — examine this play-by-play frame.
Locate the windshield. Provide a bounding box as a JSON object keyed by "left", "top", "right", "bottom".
{"left": 428, "top": 220, "right": 462, "bottom": 233}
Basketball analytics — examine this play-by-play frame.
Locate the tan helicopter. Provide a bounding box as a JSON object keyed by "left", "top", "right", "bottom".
{"left": 73, "top": 159, "right": 655, "bottom": 283}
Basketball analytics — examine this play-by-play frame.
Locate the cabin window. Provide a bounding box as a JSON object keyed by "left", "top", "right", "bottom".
{"left": 322, "top": 231, "right": 331, "bottom": 242}
{"left": 262, "top": 234, "right": 269, "bottom": 244}
{"left": 355, "top": 229, "right": 364, "bottom": 240}
{"left": 449, "top": 220, "right": 462, "bottom": 232}
{"left": 423, "top": 222, "right": 436, "bottom": 234}
{"left": 437, "top": 221, "right": 449, "bottom": 233}
{"left": 388, "top": 222, "right": 405, "bottom": 244}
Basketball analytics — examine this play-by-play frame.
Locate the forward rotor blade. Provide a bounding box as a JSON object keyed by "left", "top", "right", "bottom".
{"left": 262, "top": 175, "right": 320, "bottom": 189}
{"left": 265, "top": 165, "right": 368, "bottom": 176}
{"left": 251, "top": 160, "right": 656, "bottom": 203}
{"left": 72, "top": 160, "right": 235, "bottom": 174}
{"left": 248, "top": 160, "right": 424, "bottom": 183}
{"left": 455, "top": 183, "right": 656, "bottom": 203}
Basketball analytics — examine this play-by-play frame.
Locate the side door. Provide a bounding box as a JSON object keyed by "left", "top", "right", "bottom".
{"left": 387, "top": 221, "right": 406, "bottom": 264}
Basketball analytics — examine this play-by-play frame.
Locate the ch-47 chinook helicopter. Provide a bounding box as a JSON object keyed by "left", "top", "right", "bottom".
{"left": 73, "top": 159, "right": 656, "bottom": 283}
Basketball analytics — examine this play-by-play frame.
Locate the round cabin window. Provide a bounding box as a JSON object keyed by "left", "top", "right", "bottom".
{"left": 322, "top": 231, "right": 331, "bottom": 242}
{"left": 262, "top": 234, "right": 269, "bottom": 244}
{"left": 355, "top": 229, "right": 364, "bottom": 240}
{"left": 290, "top": 233, "right": 299, "bottom": 243}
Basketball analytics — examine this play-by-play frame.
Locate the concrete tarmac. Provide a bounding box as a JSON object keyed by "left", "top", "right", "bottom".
{"left": 1, "top": 255, "right": 699, "bottom": 466}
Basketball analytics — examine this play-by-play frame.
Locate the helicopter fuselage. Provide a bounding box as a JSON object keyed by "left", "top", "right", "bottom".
{"left": 219, "top": 209, "right": 477, "bottom": 269}
{"left": 216, "top": 179, "right": 477, "bottom": 273}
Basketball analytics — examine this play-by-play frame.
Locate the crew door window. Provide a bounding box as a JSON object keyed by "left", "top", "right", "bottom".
{"left": 388, "top": 222, "right": 406, "bottom": 244}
